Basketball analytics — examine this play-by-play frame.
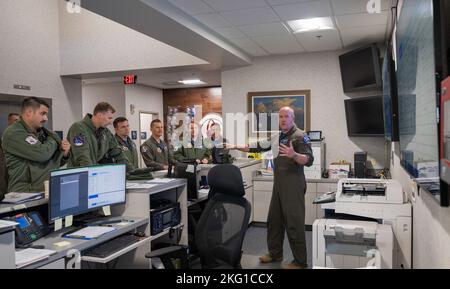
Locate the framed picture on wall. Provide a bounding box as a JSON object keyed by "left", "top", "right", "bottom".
{"left": 247, "top": 90, "right": 311, "bottom": 133}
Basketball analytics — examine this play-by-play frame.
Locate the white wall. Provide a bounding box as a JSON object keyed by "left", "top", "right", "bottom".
{"left": 125, "top": 84, "right": 163, "bottom": 168}
{"left": 58, "top": 2, "right": 207, "bottom": 76}
{"left": 222, "top": 52, "right": 387, "bottom": 168}
{"left": 0, "top": 0, "right": 82, "bottom": 133}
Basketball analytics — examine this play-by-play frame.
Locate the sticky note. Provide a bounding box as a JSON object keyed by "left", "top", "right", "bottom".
{"left": 186, "top": 165, "right": 195, "bottom": 173}
{"left": 65, "top": 215, "right": 73, "bottom": 227}
{"left": 102, "top": 206, "right": 111, "bottom": 216}
{"left": 54, "top": 241, "right": 71, "bottom": 247}
{"left": 54, "top": 218, "right": 63, "bottom": 231}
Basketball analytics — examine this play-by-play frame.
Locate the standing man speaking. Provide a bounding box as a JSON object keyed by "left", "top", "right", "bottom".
{"left": 233, "top": 106, "right": 314, "bottom": 269}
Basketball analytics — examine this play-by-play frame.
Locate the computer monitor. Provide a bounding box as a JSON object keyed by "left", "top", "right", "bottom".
{"left": 175, "top": 163, "right": 198, "bottom": 200}
{"left": 49, "top": 164, "right": 126, "bottom": 222}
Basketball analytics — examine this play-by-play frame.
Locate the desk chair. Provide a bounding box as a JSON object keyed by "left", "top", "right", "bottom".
{"left": 146, "top": 164, "right": 251, "bottom": 269}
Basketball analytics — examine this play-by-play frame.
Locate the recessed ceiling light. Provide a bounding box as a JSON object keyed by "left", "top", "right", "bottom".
{"left": 178, "top": 79, "right": 206, "bottom": 85}
{"left": 286, "top": 17, "right": 335, "bottom": 33}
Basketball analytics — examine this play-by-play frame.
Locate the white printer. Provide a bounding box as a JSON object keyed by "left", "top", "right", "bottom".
{"left": 313, "top": 178, "right": 412, "bottom": 269}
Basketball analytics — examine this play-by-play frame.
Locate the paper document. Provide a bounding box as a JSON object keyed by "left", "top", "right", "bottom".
{"left": 198, "top": 189, "right": 210, "bottom": 199}
{"left": 1, "top": 192, "right": 44, "bottom": 204}
{"left": 0, "top": 220, "right": 18, "bottom": 231}
{"left": 65, "top": 226, "right": 116, "bottom": 239}
{"left": 147, "top": 178, "right": 177, "bottom": 184}
{"left": 15, "top": 248, "right": 56, "bottom": 268}
{"left": 186, "top": 165, "right": 195, "bottom": 173}
{"left": 127, "top": 183, "right": 158, "bottom": 189}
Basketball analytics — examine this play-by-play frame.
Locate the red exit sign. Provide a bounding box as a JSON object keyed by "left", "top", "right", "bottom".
{"left": 124, "top": 75, "right": 137, "bottom": 84}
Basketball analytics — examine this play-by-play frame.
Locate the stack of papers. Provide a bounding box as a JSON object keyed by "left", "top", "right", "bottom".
{"left": 126, "top": 183, "right": 158, "bottom": 189}
{"left": 1, "top": 192, "right": 44, "bottom": 204}
{"left": 64, "top": 226, "right": 116, "bottom": 240}
{"left": 147, "top": 178, "right": 177, "bottom": 184}
{"left": 15, "top": 248, "right": 56, "bottom": 268}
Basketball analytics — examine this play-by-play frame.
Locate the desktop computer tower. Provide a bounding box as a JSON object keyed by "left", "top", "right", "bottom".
{"left": 354, "top": 152, "right": 367, "bottom": 178}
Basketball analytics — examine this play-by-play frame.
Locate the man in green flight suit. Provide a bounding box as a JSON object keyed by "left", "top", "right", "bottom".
{"left": 232, "top": 106, "right": 314, "bottom": 269}
{"left": 67, "top": 102, "right": 126, "bottom": 168}
{"left": 113, "top": 117, "right": 139, "bottom": 170}
{"left": 2, "top": 97, "right": 71, "bottom": 192}
{"left": 141, "top": 119, "right": 178, "bottom": 171}
{"left": 174, "top": 122, "right": 211, "bottom": 164}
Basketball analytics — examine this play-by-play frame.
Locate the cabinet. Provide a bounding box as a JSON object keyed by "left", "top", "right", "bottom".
{"left": 253, "top": 179, "right": 338, "bottom": 227}
{"left": 111, "top": 180, "right": 188, "bottom": 269}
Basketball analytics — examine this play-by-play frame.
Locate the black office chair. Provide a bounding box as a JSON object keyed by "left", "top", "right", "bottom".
{"left": 146, "top": 164, "right": 251, "bottom": 269}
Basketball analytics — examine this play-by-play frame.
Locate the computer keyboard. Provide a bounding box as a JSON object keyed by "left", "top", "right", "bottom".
{"left": 83, "top": 234, "right": 141, "bottom": 258}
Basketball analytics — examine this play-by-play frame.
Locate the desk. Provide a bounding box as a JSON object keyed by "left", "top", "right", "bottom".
{"left": 112, "top": 179, "right": 188, "bottom": 268}
{"left": 0, "top": 198, "right": 48, "bottom": 215}
{"left": 19, "top": 216, "right": 148, "bottom": 269}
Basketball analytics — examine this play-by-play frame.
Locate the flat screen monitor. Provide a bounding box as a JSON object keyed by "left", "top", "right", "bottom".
{"left": 49, "top": 164, "right": 126, "bottom": 222}
{"left": 339, "top": 44, "right": 382, "bottom": 93}
{"left": 345, "top": 96, "right": 385, "bottom": 137}
{"left": 382, "top": 45, "right": 399, "bottom": 141}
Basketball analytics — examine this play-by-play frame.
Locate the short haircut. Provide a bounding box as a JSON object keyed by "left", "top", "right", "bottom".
{"left": 93, "top": 102, "right": 116, "bottom": 115}
{"left": 21, "top": 97, "right": 50, "bottom": 113}
{"left": 150, "top": 119, "right": 162, "bottom": 128}
{"left": 113, "top": 117, "right": 128, "bottom": 128}
{"left": 8, "top": 113, "right": 19, "bottom": 118}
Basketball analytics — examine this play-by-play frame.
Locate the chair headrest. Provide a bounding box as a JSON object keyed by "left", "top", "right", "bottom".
{"left": 208, "top": 164, "right": 245, "bottom": 197}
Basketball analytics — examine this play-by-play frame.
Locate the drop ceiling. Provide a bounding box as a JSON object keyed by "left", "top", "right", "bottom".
{"left": 167, "top": 0, "right": 394, "bottom": 57}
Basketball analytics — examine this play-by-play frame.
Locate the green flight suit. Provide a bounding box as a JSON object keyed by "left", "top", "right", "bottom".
{"left": 250, "top": 125, "right": 314, "bottom": 266}
{"left": 174, "top": 140, "right": 211, "bottom": 163}
{"left": 2, "top": 120, "right": 68, "bottom": 192}
{"left": 115, "top": 134, "right": 139, "bottom": 170}
{"left": 67, "top": 114, "right": 126, "bottom": 168}
{"left": 140, "top": 136, "right": 177, "bottom": 171}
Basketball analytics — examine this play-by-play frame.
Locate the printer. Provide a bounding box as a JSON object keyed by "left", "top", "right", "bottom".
{"left": 313, "top": 178, "right": 412, "bottom": 269}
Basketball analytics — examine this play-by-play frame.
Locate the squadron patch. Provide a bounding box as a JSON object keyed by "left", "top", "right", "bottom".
{"left": 303, "top": 135, "right": 311, "bottom": 144}
{"left": 142, "top": 146, "right": 148, "bottom": 153}
{"left": 25, "top": 136, "right": 38, "bottom": 145}
{"left": 122, "top": 146, "right": 129, "bottom": 152}
{"left": 157, "top": 147, "right": 162, "bottom": 153}
{"left": 73, "top": 135, "right": 86, "bottom": 147}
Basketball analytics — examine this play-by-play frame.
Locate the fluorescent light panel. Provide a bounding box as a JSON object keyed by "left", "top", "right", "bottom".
{"left": 287, "top": 17, "right": 335, "bottom": 33}
{"left": 178, "top": 79, "right": 206, "bottom": 85}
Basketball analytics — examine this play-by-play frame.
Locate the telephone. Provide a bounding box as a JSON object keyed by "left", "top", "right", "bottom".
{"left": 5, "top": 211, "right": 49, "bottom": 246}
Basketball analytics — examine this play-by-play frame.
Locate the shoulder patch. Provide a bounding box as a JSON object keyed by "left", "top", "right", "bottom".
{"left": 25, "top": 136, "right": 39, "bottom": 145}
{"left": 73, "top": 134, "right": 86, "bottom": 147}
{"left": 142, "top": 145, "right": 148, "bottom": 153}
{"left": 303, "top": 135, "right": 311, "bottom": 144}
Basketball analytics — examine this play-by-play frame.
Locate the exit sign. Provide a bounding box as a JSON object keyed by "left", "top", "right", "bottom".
{"left": 124, "top": 75, "right": 137, "bottom": 84}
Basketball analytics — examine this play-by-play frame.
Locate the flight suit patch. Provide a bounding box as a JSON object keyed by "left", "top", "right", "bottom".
{"left": 157, "top": 147, "right": 162, "bottom": 153}
{"left": 142, "top": 146, "right": 148, "bottom": 153}
{"left": 122, "top": 146, "right": 129, "bottom": 152}
{"left": 25, "top": 136, "right": 38, "bottom": 145}
{"left": 303, "top": 135, "right": 311, "bottom": 144}
{"left": 73, "top": 135, "right": 85, "bottom": 147}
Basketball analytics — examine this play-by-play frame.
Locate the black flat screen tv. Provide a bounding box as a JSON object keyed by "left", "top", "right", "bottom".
{"left": 339, "top": 44, "right": 382, "bottom": 93}
{"left": 382, "top": 45, "right": 399, "bottom": 142}
{"left": 345, "top": 95, "right": 385, "bottom": 137}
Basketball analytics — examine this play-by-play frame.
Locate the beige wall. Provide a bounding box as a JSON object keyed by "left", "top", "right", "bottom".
{"left": 0, "top": 0, "right": 82, "bottom": 133}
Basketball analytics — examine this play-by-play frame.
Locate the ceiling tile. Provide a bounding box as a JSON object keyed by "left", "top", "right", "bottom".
{"left": 239, "top": 22, "right": 290, "bottom": 37}
{"left": 267, "top": 0, "right": 311, "bottom": 5}
{"left": 336, "top": 11, "right": 389, "bottom": 28}
{"left": 330, "top": 0, "right": 391, "bottom": 16}
{"left": 221, "top": 7, "right": 280, "bottom": 26}
{"left": 203, "top": 0, "right": 268, "bottom": 12}
{"left": 295, "top": 29, "right": 342, "bottom": 52}
{"left": 168, "top": 0, "right": 215, "bottom": 15}
{"left": 252, "top": 34, "right": 304, "bottom": 54}
{"left": 240, "top": 45, "right": 269, "bottom": 57}
{"left": 193, "top": 13, "right": 232, "bottom": 28}
{"left": 214, "top": 27, "right": 247, "bottom": 38}
{"left": 228, "top": 37, "right": 259, "bottom": 48}
{"left": 340, "top": 25, "right": 387, "bottom": 47}
{"left": 272, "top": 0, "right": 333, "bottom": 21}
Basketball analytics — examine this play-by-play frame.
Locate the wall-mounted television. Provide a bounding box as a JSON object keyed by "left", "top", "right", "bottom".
{"left": 344, "top": 95, "right": 385, "bottom": 137}
{"left": 339, "top": 44, "right": 382, "bottom": 93}
{"left": 382, "top": 45, "right": 399, "bottom": 142}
